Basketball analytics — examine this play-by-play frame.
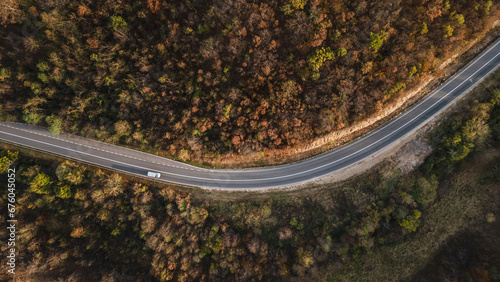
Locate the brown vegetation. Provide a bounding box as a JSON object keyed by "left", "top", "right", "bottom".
{"left": 0, "top": 0, "right": 498, "bottom": 167}
{"left": 1, "top": 81, "right": 500, "bottom": 281}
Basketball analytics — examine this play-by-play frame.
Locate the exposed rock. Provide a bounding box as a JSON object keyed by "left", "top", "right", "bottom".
{"left": 395, "top": 138, "right": 432, "bottom": 175}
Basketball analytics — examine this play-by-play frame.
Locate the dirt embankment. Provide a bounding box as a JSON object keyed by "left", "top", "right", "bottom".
{"left": 283, "top": 67, "right": 500, "bottom": 192}
{"left": 212, "top": 28, "right": 500, "bottom": 169}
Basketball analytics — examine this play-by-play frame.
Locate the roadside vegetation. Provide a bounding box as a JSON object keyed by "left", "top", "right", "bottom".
{"left": 2, "top": 74, "right": 500, "bottom": 280}
{"left": 0, "top": 0, "right": 498, "bottom": 167}
{"left": 327, "top": 80, "right": 500, "bottom": 281}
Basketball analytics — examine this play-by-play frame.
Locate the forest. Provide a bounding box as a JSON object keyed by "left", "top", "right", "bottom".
{"left": 1, "top": 78, "right": 499, "bottom": 280}
{"left": 0, "top": 0, "right": 498, "bottom": 164}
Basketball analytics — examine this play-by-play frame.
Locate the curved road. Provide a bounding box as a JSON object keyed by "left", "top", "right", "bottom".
{"left": 1, "top": 39, "right": 500, "bottom": 189}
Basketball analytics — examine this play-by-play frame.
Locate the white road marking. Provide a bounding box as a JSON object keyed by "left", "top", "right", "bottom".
{"left": 226, "top": 38, "right": 500, "bottom": 173}
{"left": 0, "top": 123, "right": 196, "bottom": 171}
{"left": 0, "top": 39, "right": 498, "bottom": 186}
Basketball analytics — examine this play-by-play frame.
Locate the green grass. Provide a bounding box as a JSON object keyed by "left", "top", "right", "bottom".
{"left": 326, "top": 148, "right": 500, "bottom": 281}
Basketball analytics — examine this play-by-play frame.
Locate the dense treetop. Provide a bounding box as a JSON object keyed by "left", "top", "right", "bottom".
{"left": 0, "top": 0, "right": 497, "bottom": 161}
{"left": 1, "top": 86, "right": 499, "bottom": 280}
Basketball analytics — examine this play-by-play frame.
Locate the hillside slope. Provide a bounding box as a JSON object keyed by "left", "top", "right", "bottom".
{"left": 0, "top": 0, "right": 498, "bottom": 165}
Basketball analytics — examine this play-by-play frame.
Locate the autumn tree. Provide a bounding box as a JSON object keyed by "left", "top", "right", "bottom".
{"left": 29, "top": 173, "right": 53, "bottom": 194}
{"left": 399, "top": 210, "right": 422, "bottom": 233}
{"left": 0, "top": 150, "right": 18, "bottom": 173}
{"left": 413, "top": 176, "right": 438, "bottom": 206}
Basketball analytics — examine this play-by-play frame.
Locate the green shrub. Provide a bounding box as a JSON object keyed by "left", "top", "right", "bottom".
{"left": 281, "top": 0, "right": 308, "bottom": 15}
{"left": 451, "top": 12, "right": 465, "bottom": 26}
{"left": 110, "top": 16, "right": 127, "bottom": 30}
{"left": 413, "top": 176, "right": 438, "bottom": 206}
{"left": 30, "top": 173, "right": 53, "bottom": 194}
{"left": 399, "top": 210, "right": 421, "bottom": 233}
{"left": 444, "top": 0, "right": 450, "bottom": 10}
{"left": 38, "top": 73, "right": 49, "bottom": 84}
{"left": 297, "top": 248, "right": 314, "bottom": 268}
{"left": 37, "top": 61, "right": 50, "bottom": 72}
{"left": 0, "top": 68, "right": 12, "bottom": 80}
{"left": 337, "top": 47, "right": 347, "bottom": 57}
{"left": 409, "top": 66, "right": 417, "bottom": 77}
{"left": 47, "top": 116, "right": 63, "bottom": 135}
{"left": 461, "top": 118, "right": 490, "bottom": 148}
{"left": 0, "top": 150, "right": 19, "bottom": 173}
{"left": 369, "top": 31, "right": 388, "bottom": 52}
{"left": 421, "top": 22, "right": 428, "bottom": 35}
{"left": 23, "top": 112, "right": 44, "bottom": 125}
{"left": 56, "top": 185, "right": 72, "bottom": 199}
{"left": 485, "top": 1, "right": 493, "bottom": 14}
{"left": 443, "top": 25, "right": 454, "bottom": 37}
{"left": 308, "top": 47, "right": 335, "bottom": 71}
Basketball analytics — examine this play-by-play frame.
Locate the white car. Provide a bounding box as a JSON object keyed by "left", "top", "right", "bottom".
{"left": 147, "top": 171, "right": 161, "bottom": 178}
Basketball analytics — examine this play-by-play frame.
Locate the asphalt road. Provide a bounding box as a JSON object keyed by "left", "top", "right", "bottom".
{"left": 1, "top": 38, "right": 499, "bottom": 189}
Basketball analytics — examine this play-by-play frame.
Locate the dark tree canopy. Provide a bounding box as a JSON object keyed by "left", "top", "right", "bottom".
{"left": 0, "top": 0, "right": 497, "bottom": 162}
